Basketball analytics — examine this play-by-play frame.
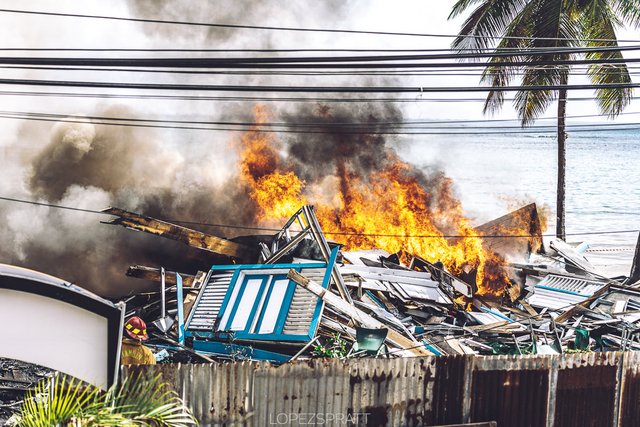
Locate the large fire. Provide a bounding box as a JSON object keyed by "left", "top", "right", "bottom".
{"left": 238, "top": 107, "right": 520, "bottom": 295}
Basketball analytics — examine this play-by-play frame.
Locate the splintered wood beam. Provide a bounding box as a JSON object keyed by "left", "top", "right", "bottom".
{"left": 475, "top": 203, "right": 544, "bottom": 258}
{"left": 102, "top": 207, "right": 256, "bottom": 261}
{"left": 126, "top": 265, "right": 195, "bottom": 287}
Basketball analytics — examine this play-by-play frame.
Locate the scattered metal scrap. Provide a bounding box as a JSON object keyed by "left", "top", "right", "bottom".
{"left": 110, "top": 203, "right": 640, "bottom": 363}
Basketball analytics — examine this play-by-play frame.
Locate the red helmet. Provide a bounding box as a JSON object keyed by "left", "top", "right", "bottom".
{"left": 124, "top": 316, "right": 149, "bottom": 341}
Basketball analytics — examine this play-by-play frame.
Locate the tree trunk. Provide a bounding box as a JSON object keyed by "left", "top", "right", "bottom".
{"left": 556, "top": 86, "right": 567, "bottom": 240}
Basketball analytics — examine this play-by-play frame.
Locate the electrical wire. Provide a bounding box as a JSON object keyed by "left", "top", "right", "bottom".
{"left": 0, "top": 89, "right": 630, "bottom": 104}
{"left": 2, "top": 8, "right": 640, "bottom": 43}
{"left": 0, "top": 195, "right": 637, "bottom": 239}
{"left": 3, "top": 108, "right": 640, "bottom": 128}
{"left": 3, "top": 112, "right": 640, "bottom": 134}
{"left": 3, "top": 49, "right": 640, "bottom": 68}
{"left": 3, "top": 44, "right": 640, "bottom": 62}
{"left": 6, "top": 64, "right": 640, "bottom": 78}
{"left": 0, "top": 77, "right": 638, "bottom": 93}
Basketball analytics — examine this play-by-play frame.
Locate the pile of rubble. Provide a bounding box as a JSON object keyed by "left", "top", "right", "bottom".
{"left": 0, "top": 359, "right": 51, "bottom": 423}
{"left": 110, "top": 203, "right": 640, "bottom": 362}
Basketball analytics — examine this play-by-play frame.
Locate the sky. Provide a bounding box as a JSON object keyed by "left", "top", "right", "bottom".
{"left": 0, "top": 0, "right": 637, "bottom": 126}
{"left": 0, "top": 1, "right": 638, "bottom": 292}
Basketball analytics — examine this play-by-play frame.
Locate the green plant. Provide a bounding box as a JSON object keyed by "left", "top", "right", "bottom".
{"left": 12, "top": 372, "right": 198, "bottom": 427}
{"left": 312, "top": 333, "right": 348, "bottom": 358}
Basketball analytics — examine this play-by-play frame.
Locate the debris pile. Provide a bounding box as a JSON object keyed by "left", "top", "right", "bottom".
{"left": 0, "top": 359, "right": 52, "bottom": 423}
{"left": 111, "top": 202, "right": 640, "bottom": 362}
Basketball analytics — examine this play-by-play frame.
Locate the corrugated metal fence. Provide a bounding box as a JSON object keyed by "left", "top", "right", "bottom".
{"left": 122, "top": 351, "right": 640, "bottom": 426}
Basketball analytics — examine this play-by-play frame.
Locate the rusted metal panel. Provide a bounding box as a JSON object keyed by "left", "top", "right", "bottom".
{"left": 469, "top": 355, "right": 551, "bottom": 427}
{"left": 553, "top": 352, "right": 621, "bottom": 427}
{"left": 432, "top": 355, "right": 467, "bottom": 425}
{"left": 121, "top": 352, "right": 640, "bottom": 427}
{"left": 348, "top": 357, "right": 435, "bottom": 426}
{"left": 122, "top": 362, "right": 254, "bottom": 426}
{"left": 102, "top": 207, "right": 256, "bottom": 260}
{"left": 254, "top": 359, "right": 351, "bottom": 426}
{"left": 618, "top": 351, "right": 640, "bottom": 427}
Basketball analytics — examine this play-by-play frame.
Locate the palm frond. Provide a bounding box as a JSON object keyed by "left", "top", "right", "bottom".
{"left": 16, "top": 374, "right": 100, "bottom": 427}
{"left": 450, "top": 0, "right": 529, "bottom": 54}
{"left": 514, "top": 65, "right": 568, "bottom": 125}
{"left": 480, "top": 2, "right": 536, "bottom": 114}
{"left": 15, "top": 372, "right": 198, "bottom": 427}
{"left": 580, "top": 3, "right": 633, "bottom": 116}
{"left": 108, "top": 372, "right": 198, "bottom": 427}
{"left": 613, "top": 0, "right": 640, "bottom": 26}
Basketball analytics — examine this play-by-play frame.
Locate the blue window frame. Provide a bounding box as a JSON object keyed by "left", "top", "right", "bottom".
{"left": 216, "top": 272, "right": 302, "bottom": 341}
{"left": 188, "top": 246, "right": 339, "bottom": 342}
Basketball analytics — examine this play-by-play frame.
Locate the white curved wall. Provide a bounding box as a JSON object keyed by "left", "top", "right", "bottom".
{"left": 0, "top": 288, "right": 110, "bottom": 388}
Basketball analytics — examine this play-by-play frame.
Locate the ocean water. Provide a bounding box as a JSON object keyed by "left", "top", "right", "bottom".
{"left": 397, "top": 129, "right": 640, "bottom": 274}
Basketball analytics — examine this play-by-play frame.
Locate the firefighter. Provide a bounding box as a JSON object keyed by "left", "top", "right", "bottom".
{"left": 120, "top": 316, "right": 156, "bottom": 365}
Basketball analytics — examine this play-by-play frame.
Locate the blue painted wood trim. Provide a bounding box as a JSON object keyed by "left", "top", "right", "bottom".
{"left": 536, "top": 284, "right": 590, "bottom": 296}
{"left": 273, "top": 274, "right": 298, "bottom": 333}
{"left": 192, "top": 340, "right": 290, "bottom": 363}
{"left": 176, "top": 273, "right": 185, "bottom": 345}
{"left": 210, "top": 262, "right": 325, "bottom": 271}
{"left": 225, "top": 274, "right": 268, "bottom": 331}
{"left": 214, "top": 269, "right": 243, "bottom": 331}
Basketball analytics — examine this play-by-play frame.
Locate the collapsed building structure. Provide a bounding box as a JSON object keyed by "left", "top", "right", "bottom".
{"left": 105, "top": 202, "right": 640, "bottom": 362}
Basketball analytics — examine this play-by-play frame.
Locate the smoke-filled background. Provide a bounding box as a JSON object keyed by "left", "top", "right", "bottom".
{"left": 0, "top": 1, "right": 457, "bottom": 296}
{"left": 0, "top": 0, "right": 637, "bottom": 295}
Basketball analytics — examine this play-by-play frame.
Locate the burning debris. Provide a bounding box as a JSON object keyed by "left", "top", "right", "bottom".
{"left": 92, "top": 106, "right": 640, "bottom": 361}
{"left": 110, "top": 200, "right": 640, "bottom": 362}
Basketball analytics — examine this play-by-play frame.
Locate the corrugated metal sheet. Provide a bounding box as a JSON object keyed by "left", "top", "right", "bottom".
{"left": 469, "top": 355, "right": 552, "bottom": 427}
{"left": 553, "top": 352, "right": 621, "bottom": 427}
{"left": 347, "top": 358, "right": 435, "bottom": 426}
{"left": 618, "top": 351, "right": 640, "bottom": 427}
{"left": 124, "top": 351, "right": 640, "bottom": 427}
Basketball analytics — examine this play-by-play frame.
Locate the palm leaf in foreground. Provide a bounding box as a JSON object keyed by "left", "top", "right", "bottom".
{"left": 13, "top": 372, "right": 198, "bottom": 427}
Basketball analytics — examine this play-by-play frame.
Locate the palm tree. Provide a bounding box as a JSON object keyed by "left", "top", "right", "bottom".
{"left": 449, "top": 0, "right": 640, "bottom": 240}
{"left": 13, "top": 373, "right": 197, "bottom": 426}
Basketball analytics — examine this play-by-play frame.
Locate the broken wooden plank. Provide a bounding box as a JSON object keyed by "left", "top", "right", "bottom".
{"left": 102, "top": 207, "right": 257, "bottom": 261}
{"left": 126, "top": 265, "right": 195, "bottom": 287}
{"left": 475, "top": 203, "right": 543, "bottom": 259}
{"left": 287, "top": 269, "right": 433, "bottom": 357}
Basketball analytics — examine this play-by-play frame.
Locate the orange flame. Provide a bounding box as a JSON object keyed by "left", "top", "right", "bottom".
{"left": 236, "top": 107, "right": 519, "bottom": 295}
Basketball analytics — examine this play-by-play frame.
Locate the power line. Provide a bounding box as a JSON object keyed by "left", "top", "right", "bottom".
{"left": 2, "top": 108, "right": 640, "bottom": 128}
{"left": 6, "top": 46, "right": 636, "bottom": 53}
{"left": 0, "top": 195, "right": 637, "bottom": 239}
{"left": 2, "top": 45, "right": 640, "bottom": 68}
{"left": 2, "top": 8, "right": 640, "bottom": 43}
{"left": 0, "top": 77, "right": 638, "bottom": 93}
{"left": 3, "top": 44, "right": 640, "bottom": 61}
{"left": 2, "top": 111, "right": 640, "bottom": 135}
{"left": 0, "top": 89, "right": 628, "bottom": 104}
{"left": 6, "top": 64, "right": 640, "bottom": 78}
